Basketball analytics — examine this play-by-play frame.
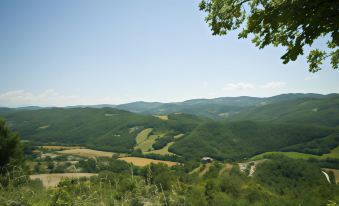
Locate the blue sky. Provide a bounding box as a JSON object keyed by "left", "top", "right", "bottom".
{"left": 1, "top": 0, "right": 338, "bottom": 107}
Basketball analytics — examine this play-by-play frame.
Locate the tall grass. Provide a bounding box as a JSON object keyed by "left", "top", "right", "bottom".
{"left": 0, "top": 165, "right": 186, "bottom": 206}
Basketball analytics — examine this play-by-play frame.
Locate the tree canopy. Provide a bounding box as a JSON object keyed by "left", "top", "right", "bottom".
{"left": 199, "top": 0, "right": 339, "bottom": 72}
{"left": 0, "top": 119, "right": 23, "bottom": 172}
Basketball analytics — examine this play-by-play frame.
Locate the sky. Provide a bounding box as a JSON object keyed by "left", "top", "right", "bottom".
{"left": 0, "top": 0, "right": 338, "bottom": 107}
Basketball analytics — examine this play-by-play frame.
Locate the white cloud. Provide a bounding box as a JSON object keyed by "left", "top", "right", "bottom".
{"left": 0, "top": 81, "right": 288, "bottom": 107}
{"left": 260, "top": 81, "right": 286, "bottom": 89}
{"left": 223, "top": 81, "right": 286, "bottom": 91}
{"left": 0, "top": 89, "right": 121, "bottom": 107}
{"left": 221, "top": 81, "right": 287, "bottom": 97}
{"left": 0, "top": 90, "right": 79, "bottom": 107}
{"left": 223, "top": 82, "right": 255, "bottom": 91}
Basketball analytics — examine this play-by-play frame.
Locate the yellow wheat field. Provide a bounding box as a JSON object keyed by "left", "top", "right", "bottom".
{"left": 118, "top": 157, "right": 177, "bottom": 167}
{"left": 41, "top": 146, "right": 84, "bottom": 150}
{"left": 57, "top": 148, "right": 114, "bottom": 158}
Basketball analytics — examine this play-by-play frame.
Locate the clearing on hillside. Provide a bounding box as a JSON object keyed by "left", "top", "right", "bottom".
{"left": 173, "top": 133, "right": 184, "bottom": 139}
{"left": 251, "top": 145, "right": 339, "bottom": 161}
{"left": 143, "top": 133, "right": 184, "bottom": 155}
{"left": 41, "top": 146, "right": 85, "bottom": 150}
{"left": 135, "top": 134, "right": 161, "bottom": 152}
{"left": 134, "top": 128, "right": 166, "bottom": 152}
{"left": 322, "top": 146, "right": 339, "bottom": 159}
{"left": 30, "top": 173, "right": 97, "bottom": 188}
{"left": 118, "top": 157, "right": 177, "bottom": 167}
{"left": 58, "top": 148, "right": 114, "bottom": 158}
{"left": 145, "top": 142, "right": 175, "bottom": 156}
{"left": 153, "top": 115, "right": 169, "bottom": 120}
{"left": 135, "top": 128, "right": 153, "bottom": 144}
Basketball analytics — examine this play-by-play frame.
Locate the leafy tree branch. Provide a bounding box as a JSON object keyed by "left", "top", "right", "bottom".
{"left": 199, "top": 0, "right": 339, "bottom": 72}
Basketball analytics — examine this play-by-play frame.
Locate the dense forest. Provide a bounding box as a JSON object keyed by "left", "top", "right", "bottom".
{"left": 0, "top": 119, "right": 338, "bottom": 205}
{"left": 1, "top": 93, "right": 339, "bottom": 205}
{"left": 1, "top": 94, "right": 339, "bottom": 161}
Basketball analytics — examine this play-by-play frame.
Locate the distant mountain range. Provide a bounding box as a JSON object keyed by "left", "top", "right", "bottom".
{"left": 115, "top": 93, "right": 333, "bottom": 119}
{"left": 1, "top": 93, "right": 338, "bottom": 120}
{"left": 1, "top": 93, "right": 338, "bottom": 161}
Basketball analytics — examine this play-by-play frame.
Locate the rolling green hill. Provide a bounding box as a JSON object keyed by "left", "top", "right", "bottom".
{"left": 2, "top": 93, "right": 337, "bottom": 122}
{"left": 170, "top": 121, "right": 339, "bottom": 160}
{"left": 230, "top": 94, "right": 339, "bottom": 127}
{"left": 1, "top": 93, "right": 339, "bottom": 161}
{"left": 116, "top": 93, "right": 339, "bottom": 121}
{"left": 2, "top": 108, "right": 206, "bottom": 153}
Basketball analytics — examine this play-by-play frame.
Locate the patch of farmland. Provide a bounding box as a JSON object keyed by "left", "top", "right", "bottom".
{"left": 153, "top": 115, "right": 168, "bottom": 120}
{"left": 57, "top": 148, "right": 114, "bottom": 158}
{"left": 135, "top": 134, "right": 160, "bottom": 152}
{"left": 135, "top": 128, "right": 153, "bottom": 144}
{"left": 134, "top": 128, "right": 166, "bottom": 152}
{"left": 30, "top": 173, "right": 97, "bottom": 188}
{"left": 251, "top": 145, "right": 339, "bottom": 161}
{"left": 144, "top": 133, "right": 184, "bottom": 155}
{"left": 118, "top": 157, "right": 177, "bottom": 167}
{"left": 251, "top": 151, "right": 319, "bottom": 160}
{"left": 145, "top": 142, "right": 175, "bottom": 156}
{"left": 322, "top": 146, "right": 339, "bottom": 159}
{"left": 41, "top": 145, "right": 85, "bottom": 150}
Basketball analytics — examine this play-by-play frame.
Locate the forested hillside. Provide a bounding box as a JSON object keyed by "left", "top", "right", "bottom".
{"left": 1, "top": 108, "right": 206, "bottom": 153}
{"left": 230, "top": 94, "right": 339, "bottom": 127}
{"left": 1, "top": 94, "right": 339, "bottom": 162}
{"left": 171, "top": 121, "right": 339, "bottom": 160}
{"left": 115, "top": 93, "right": 333, "bottom": 119}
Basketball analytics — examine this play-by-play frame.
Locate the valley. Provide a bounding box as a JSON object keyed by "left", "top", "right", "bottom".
{"left": 1, "top": 93, "right": 339, "bottom": 205}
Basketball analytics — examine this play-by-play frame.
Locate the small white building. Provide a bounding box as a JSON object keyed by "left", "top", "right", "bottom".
{"left": 201, "top": 157, "right": 214, "bottom": 163}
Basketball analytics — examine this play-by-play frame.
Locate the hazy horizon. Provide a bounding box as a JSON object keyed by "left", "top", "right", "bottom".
{"left": 1, "top": 92, "right": 338, "bottom": 108}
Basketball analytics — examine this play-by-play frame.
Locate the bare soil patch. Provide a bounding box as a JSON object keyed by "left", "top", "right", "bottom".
{"left": 30, "top": 173, "right": 97, "bottom": 188}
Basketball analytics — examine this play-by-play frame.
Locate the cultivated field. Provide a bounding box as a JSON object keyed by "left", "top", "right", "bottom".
{"left": 118, "top": 157, "right": 177, "bottom": 167}
{"left": 251, "top": 146, "right": 339, "bottom": 161}
{"left": 57, "top": 148, "right": 114, "bottom": 158}
{"left": 30, "top": 173, "right": 97, "bottom": 188}
{"left": 145, "top": 142, "right": 175, "bottom": 156}
{"left": 134, "top": 128, "right": 167, "bottom": 152}
{"left": 135, "top": 128, "right": 153, "bottom": 144}
{"left": 135, "top": 134, "right": 160, "bottom": 152}
{"left": 153, "top": 115, "right": 168, "bottom": 120}
{"left": 41, "top": 146, "right": 84, "bottom": 150}
{"left": 140, "top": 133, "right": 184, "bottom": 155}
{"left": 322, "top": 146, "right": 339, "bottom": 159}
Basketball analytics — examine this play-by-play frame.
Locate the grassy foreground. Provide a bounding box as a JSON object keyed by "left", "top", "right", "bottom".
{"left": 1, "top": 156, "right": 339, "bottom": 206}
